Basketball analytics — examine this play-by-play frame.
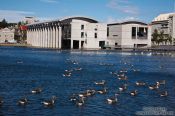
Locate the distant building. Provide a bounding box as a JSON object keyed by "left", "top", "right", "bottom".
{"left": 27, "top": 16, "right": 107, "bottom": 49}
{"left": 151, "top": 13, "right": 175, "bottom": 45}
{"left": 107, "top": 21, "right": 151, "bottom": 48}
{"left": 24, "top": 17, "right": 38, "bottom": 24}
{"left": 0, "top": 28, "right": 15, "bottom": 43}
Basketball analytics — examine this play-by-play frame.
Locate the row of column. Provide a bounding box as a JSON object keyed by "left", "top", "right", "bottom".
{"left": 27, "top": 26, "right": 62, "bottom": 49}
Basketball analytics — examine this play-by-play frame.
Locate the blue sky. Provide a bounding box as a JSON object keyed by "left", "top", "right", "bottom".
{"left": 0, "top": 0, "right": 174, "bottom": 23}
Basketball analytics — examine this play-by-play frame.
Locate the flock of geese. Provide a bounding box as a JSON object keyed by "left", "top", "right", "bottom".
{"left": 0, "top": 57, "right": 169, "bottom": 109}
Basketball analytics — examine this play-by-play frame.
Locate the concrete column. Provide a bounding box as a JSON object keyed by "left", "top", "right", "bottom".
{"left": 58, "top": 26, "right": 62, "bottom": 49}
{"left": 47, "top": 28, "right": 50, "bottom": 48}
{"left": 50, "top": 27, "right": 53, "bottom": 48}
{"left": 41, "top": 29, "right": 43, "bottom": 47}
{"left": 55, "top": 27, "right": 59, "bottom": 48}
{"left": 71, "top": 39, "right": 73, "bottom": 49}
{"left": 53, "top": 27, "right": 56, "bottom": 48}
{"left": 79, "top": 40, "right": 81, "bottom": 49}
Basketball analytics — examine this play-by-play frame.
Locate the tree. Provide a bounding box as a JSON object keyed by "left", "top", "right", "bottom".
{"left": 165, "top": 34, "right": 172, "bottom": 45}
{"left": 151, "top": 29, "right": 159, "bottom": 45}
{"left": 0, "top": 19, "right": 8, "bottom": 28}
{"left": 158, "top": 31, "right": 165, "bottom": 45}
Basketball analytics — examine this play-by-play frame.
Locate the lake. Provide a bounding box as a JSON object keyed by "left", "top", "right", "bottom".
{"left": 0, "top": 46, "right": 175, "bottom": 116}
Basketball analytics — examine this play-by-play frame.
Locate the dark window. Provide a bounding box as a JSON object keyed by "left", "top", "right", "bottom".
{"left": 95, "top": 28, "right": 97, "bottom": 31}
{"left": 113, "top": 35, "right": 118, "bottom": 37}
{"left": 81, "top": 25, "right": 84, "bottom": 30}
{"left": 107, "top": 27, "right": 109, "bottom": 37}
{"left": 99, "top": 41, "right": 105, "bottom": 48}
{"left": 137, "top": 27, "right": 148, "bottom": 39}
{"left": 132, "top": 27, "right": 136, "bottom": 39}
{"left": 81, "top": 32, "right": 84, "bottom": 38}
{"left": 94, "top": 33, "right": 97, "bottom": 38}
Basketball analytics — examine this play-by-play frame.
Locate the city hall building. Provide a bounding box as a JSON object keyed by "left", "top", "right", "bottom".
{"left": 27, "top": 17, "right": 107, "bottom": 49}
{"left": 107, "top": 21, "right": 151, "bottom": 48}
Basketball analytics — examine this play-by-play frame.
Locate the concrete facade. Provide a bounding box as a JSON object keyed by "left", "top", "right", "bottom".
{"left": 151, "top": 13, "right": 175, "bottom": 45}
{"left": 0, "top": 28, "right": 15, "bottom": 43}
{"left": 107, "top": 21, "right": 151, "bottom": 48}
{"left": 27, "top": 17, "right": 107, "bottom": 49}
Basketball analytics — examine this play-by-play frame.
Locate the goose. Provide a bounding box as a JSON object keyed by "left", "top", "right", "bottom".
{"left": 160, "top": 91, "right": 168, "bottom": 97}
{"left": 156, "top": 80, "right": 166, "bottom": 85}
{"left": 74, "top": 68, "right": 82, "bottom": 71}
{"left": 106, "top": 94, "right": 119, "bottom": 104}
{"left": 31, "top": 87, "right": 42, "bottom": 94}
{"left": 76, "top": 97, "right": 85, "bottom": 106}
{"left": 97, "top": 88, "right": 107, "bottom": 94}
{"left": 149, "top": 84, "right": 159, "bottom": 90}
{"left": 119, "top": 85, "right": 127, "bottom": 92}
{"left": 18, "top": 97, "right": 28, "bottom": 105}
{"left": 63, "top": 72, "right": 71, "bottom": 77}
{"left": 69, "top": 94, "right": 77, "bottom": 102}
{"left": 42, "top": 96, "right": 57, "bottom": 107}
{"left": 65, "top": 69, "right": 73, "bottom": 73}
{"left": 0, "top": 97, "right": 3, "bottom": 106}
{"left": 135, "top": 81, "right": 146, "bottom": 86}
{"left": 118, "top": 76, "right": 128, "bottom": 81}
{"left": 130, "top": 90, "right": 138, "bottom": 96}
{"left": 94, "top": 80, "right": 106, "bottom": 85}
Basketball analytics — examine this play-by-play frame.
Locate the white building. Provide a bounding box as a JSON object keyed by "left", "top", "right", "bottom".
{"left": 0, "top": 28, "right": 15, "bottom": 43}
{"left": 107, "top": 21, "right": 151, "bottom": 48}
{"left": 151, "top": 13, "right": 175, "bottom": 45}
{"left": 27, "top": 17, "right": 107, "bottom": 49}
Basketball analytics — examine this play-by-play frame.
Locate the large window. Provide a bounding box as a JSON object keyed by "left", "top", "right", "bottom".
{"left": 81, "top": 32, "right": 84, "bottom": 38}
{"left": 132, "top": 27, "right": 136, "bottom": 39}
{"left": 137, "top": 27, "right": 148, "bottom": 39}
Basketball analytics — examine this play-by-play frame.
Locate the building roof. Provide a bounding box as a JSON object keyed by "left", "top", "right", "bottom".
{"left": 153, "top": 13, "right": 175, "bottom": 21}
{"left": 60, "top": 16, "right": 98, "bottom": 23}
{"left": 107, "top": 21, "right": 147, "bottom": 26}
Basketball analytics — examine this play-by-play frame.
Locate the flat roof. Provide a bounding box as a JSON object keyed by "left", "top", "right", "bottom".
{"left": 108, "top": 21, "right": 148, "bottom": 26}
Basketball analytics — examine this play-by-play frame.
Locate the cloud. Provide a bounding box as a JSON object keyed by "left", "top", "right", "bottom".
{"left": 106, "top": 0, "right": 139, "bottom": 15}
{"left": 40, "top": 0, "right": 59, "bottom": 3}
{"left": 0, "top": 10, "right": 35, "bottom": 23}
{"left": 107, "top": 16, "right": 139, "bottom": 23}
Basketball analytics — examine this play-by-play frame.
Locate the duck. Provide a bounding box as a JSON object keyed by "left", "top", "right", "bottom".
{"left": 42, "top": 96, "right": 57, "bottom": 107}
{"left": 106, "top": 94, "right": 119, "bottom": 104}
{"left": 97, "top": 88, "right": 107, "bottom": 94}
{"left": 94, "top": 80, "right": 106, "bottom": 85}
{"left": 0, "top": 97, "right": 3, "bottom": 106}
{"left": 130, "top": 90, "right": 138, "bottom": 96}
{"left": 160, "top": 91, "right": 168, "bottom": 97}
{"left": 18, "top": 97, "right": 28, "bottom": 105}
{"left": 135, "top": 81, "right": 146, "bottom": 86}
{"left": 31, "top": 87, "right": 42, "bottom": 94}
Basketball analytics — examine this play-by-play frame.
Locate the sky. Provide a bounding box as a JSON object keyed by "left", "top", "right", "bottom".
{"left": 0, "top": 0, "right": 174, "bottom": 23}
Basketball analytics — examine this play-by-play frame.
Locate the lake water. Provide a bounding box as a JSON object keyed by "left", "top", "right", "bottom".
{"left": 0, "top": 46, "right": 175, "bottom": 116}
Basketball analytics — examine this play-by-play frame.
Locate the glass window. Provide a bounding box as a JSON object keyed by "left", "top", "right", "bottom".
{"left": 81, "top": 32, "right": 84, "bottom": 38}
{"left": 94, "top": 33, "right": 97, "bottom": 38}
{"left": 132, "top": 27, "right": 136, "bottom": 39}
{"left": 81, "top": 25, "right": 84, "bottom": 30}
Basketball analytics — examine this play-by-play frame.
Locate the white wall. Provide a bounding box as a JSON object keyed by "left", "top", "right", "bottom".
{"left": 108, "top": 23, "right": 151, "bottom": 48}
{"left": 71, "top": 19, "right": 107, "bottom": 49}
